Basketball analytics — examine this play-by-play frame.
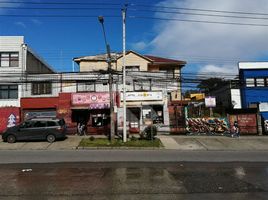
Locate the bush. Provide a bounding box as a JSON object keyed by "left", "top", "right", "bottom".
{"left": 130, "top": 135, "right": 138, "bottom": 141}
{"left": 140, "top": 125, "right": 158, "bottom": 140}
{"left": 89, "top": 136, "right": 95, "bottom": 141}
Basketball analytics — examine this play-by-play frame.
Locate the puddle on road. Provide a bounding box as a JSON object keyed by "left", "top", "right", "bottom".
{"left": 0, "top": 163, "right": 266, "bottom": 196}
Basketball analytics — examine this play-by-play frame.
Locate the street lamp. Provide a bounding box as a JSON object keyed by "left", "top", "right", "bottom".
{"left": 98, "top": 16, "right": 115, "bottom": 141}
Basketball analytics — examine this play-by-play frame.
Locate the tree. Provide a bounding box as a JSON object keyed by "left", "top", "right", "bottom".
{"left": 197, "top": 78, "right": 228, "bottom": 93}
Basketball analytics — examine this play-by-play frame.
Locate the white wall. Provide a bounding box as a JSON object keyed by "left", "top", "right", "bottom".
{"left": 231, "top": 89, "right": 242, "bottom": 109}
{"left": 0, "top": 36, "right": 25, "bottom": 107}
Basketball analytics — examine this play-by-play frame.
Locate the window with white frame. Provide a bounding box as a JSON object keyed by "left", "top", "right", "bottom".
{"left": 125, "top": 66, "right": 140, "bottom": 71}
{"left": 256, "top": 78, "right": 265, "bottom": 87}
{"left": 32, "top": 82, "right": 52, "bottom": 95}
{"left": 246, "top": 78, "right": 255, "bottom": 87}
{"left": 0, "top": 85, "right": 18, "bottom": 99}
{"left": 77, "top": 81, "right": 96, "bottom": 92}
{"left": 0, "top": 52, "right": 19, "bottom": 67}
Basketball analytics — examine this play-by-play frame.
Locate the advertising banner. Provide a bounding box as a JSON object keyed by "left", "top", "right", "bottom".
{"left": 72, "top": 92, "right": 113, "bottom": 109}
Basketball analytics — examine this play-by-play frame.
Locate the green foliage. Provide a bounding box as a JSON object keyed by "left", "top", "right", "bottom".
{"left": 197, "top": 78, "right": 228, "bottom": 93}
{"left": 79, "top": 138, "right": 162, "bottom": 148}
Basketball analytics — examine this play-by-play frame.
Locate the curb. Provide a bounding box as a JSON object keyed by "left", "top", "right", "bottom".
{"left": 76, "top": 146, "right": 164, "bottom": 150}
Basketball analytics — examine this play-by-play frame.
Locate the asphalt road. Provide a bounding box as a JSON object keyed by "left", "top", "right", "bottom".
{"left": 0, "top": 150, "right": 268, "bottom": 164}
{"left": 0, "top": 162, "right": 267, "bottom": 200}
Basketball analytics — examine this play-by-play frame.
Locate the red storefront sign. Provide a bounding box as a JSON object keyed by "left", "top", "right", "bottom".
{"left": 0, "top": 107, "right": 20, "bottom": 134}
{"left": 71, "top": 93, "right": 110, "bottom": 109}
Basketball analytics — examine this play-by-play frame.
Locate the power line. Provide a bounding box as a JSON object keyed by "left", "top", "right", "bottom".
{"left": 129, "top": 8, "right": 268, "bottom": 21}
{"left": 0, "top": 6, "right": 121, "bottom": 11}
{"left": 129, "top": 16, "right": 268, "bottom": 27}
{"left": 130, "top": 3, "right": 268, "bottom": 17}
{"left": 0, "top": 14, "right": 121, "bottom": 18}
{"left": 0, "top": 1, "right": 122, "bottom": 6}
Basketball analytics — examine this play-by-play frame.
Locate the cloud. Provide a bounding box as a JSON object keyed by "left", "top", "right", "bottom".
{"left": 31, "top": 19, "right": 42, "bottom": 26}
{"left": 198, "top": 64, "right": 237, "bottom": 78}
{"left": 0, "top": 0, "right": 22, "bottom": 14}
{"left": 138, "top": 0, "right": 268, "bottom": 76}
{"left": 131, "top": 41, "right": 148, "bottom": 51}
{"left": 15, "top": 22, "right": 26, "bottom": 28}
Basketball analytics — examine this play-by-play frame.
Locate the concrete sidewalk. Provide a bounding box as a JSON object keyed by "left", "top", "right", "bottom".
{"left": 158, "top": 135, "right": 268, "bottom": 151}
{"left": 1, "top": 135, "right": 268, "bottom": 151}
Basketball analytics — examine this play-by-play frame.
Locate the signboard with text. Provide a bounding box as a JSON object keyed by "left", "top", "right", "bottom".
{"left": 121, "top": 91, "right": 163, "bottom": 101}
{"left": 205, "top": 96, "right": 216, "bottom": 108}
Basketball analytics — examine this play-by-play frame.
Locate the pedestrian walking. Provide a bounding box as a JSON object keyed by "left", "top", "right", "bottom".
{"left": 232, "top": 121, "right": 240, "bottom": 138}
{"left": 77, "top": 121, "right": 86, "bottom": 136}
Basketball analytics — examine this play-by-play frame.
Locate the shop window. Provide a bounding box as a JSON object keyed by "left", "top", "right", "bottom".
{"left": 142, "top": 105, "right": 164, "bottom": 124}
{"left": 32, "top": 82, "right": 52, "bottom": 95}
{"left": 0, "top": 85, "right": 18, "bottom": 99}
{"left": 127, "top": 108, "right": 140, "bottom": 128}
{"left": 246, "top": 78, "right": 255, "bottom": 87}
{"left": 0, "top": 52, "right": 19, "bottom": 67}
{"left": 92, "top": 114, "right": 109, "bottom": 127}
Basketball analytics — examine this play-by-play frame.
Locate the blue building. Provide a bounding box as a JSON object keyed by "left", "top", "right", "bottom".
{"left": 239, "top": 62, "right": 268, "bottom": 120}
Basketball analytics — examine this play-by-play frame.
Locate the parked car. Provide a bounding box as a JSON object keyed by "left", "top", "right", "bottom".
{"left": 2, "top": 118, "right": 67, "bottom": 143}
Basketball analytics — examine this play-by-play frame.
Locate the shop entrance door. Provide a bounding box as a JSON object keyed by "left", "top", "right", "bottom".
{"left": 71, "top": 109, "right": 90, "bottom": 132}
{"left": 127, "top": 108, "right": 140, "bottom": 133}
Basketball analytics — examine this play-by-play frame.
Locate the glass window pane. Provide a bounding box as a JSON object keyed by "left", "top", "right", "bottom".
{"left": 10, "top": 53, "right": 19, "bottom": 57}
{"left": 47, "top": 121, "right": 56, "bottom": 126}
{"left": 10, "top": 60, "right": 18, "bottom": 67}
{"left": 0, "top": 85, "right": 8, "bottom": 89}
{"left": 9, "top": 85, "right": 18, "bottom": 90}
{"left": 1, "top": 53, "right": 9, "bottom": 58}
{"left": 0, "top": 90, "right": 9, "bottom": 99}
{"left": 256, "top": 78, "right": 265, "bottom": 87}
{"left": 1, "top": 60, "right": 9, "bottom": 67}
{"left": 9, "top": 90, "right": 18, "bottom": 99}
{"left": 246, "top": 78, "right": 255, "bottom": 87}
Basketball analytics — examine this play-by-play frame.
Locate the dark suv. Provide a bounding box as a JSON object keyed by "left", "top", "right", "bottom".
{"left": 2, "top": 118, "right": 67, "bottom": 143}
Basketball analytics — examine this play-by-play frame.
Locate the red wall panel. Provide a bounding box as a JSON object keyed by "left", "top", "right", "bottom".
{"left": 0, "top": 107, "right": 20, "bottom": 134}
{"left": 21, "top": 97, "right": 58, "bottom": 109}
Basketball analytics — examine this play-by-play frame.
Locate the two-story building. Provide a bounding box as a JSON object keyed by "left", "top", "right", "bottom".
{"left": 0, "top": 36, "right": 55, "bottom": 132}
{"left": 73, "top": 50, "right": 186, "bottom": 133}
{"left": 239, "top": 62, "right": 268, "bottom": 121}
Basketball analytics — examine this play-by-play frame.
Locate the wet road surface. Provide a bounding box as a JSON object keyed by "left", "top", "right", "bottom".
{"left": 0, "top": 162, "right": 267, "bottom": 200}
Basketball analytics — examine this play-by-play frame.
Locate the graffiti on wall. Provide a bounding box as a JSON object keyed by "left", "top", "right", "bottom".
{"left": 186, "top": 118, "right": 229, "bottom": 134}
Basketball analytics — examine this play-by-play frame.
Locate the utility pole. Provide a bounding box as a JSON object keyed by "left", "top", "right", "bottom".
{"left": 122, "top": 6, "right": 127, "bottom": 142}
{"left": 98, "top": 16, "right": 115, "bottom": 141}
